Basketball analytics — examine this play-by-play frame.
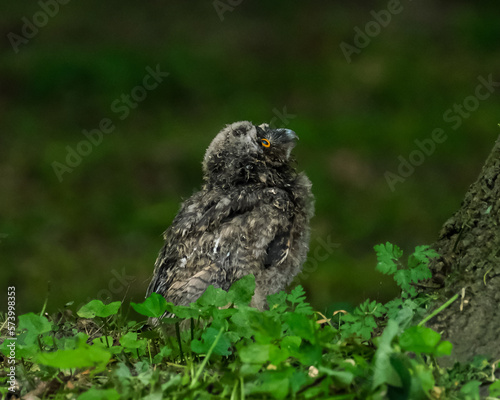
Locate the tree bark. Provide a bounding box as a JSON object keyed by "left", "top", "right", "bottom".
{"left": 426, "top": 134, "right": 500, "bottom": 365}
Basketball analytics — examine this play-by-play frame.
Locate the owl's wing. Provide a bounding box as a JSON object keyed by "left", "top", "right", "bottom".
{"left": 264, "top": 231, "right": 291, "bottom": 268}
{"left": 145, "top": 243, "right": 175, "bottom": 298}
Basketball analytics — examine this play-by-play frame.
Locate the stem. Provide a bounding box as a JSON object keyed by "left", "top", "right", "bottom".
{"left": 418, "top": 292, "right": 460, "bottom": 327}
{"left": 37, "top": 335, "right": 44, "bottom": 352}
{"left": 175, "top": 322, "right": 184, "bottom": 363}
{"left": 102, "top": 318, "right": 110, "bottom": 348}
{"left": 189, "top": 326, "right": 223, "bottom": 389}
{"left": 230, "top": 379, "right": 238, "bottom": 400}
{"left": 52, "top": 330, "right": 58, "bottom": 350}
{"left": 40, "top": 281, "right": 51, "bottom": 316}
{"left": 153, "top": 338, "right": 160, "bottom": 360}
{"left": 296, "top": 376, "right": 327, "bottom": 396}
{"left": 165, "top": 362, "right": 187, "bottom": 368}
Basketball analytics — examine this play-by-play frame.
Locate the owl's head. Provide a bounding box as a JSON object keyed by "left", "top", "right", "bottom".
{"left": 202, "top": 121, "right": 298, "bottom": 186}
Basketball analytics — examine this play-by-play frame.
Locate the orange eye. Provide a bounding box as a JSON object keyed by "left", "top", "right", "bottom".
{"left": 261, "top": 138, "right": 271, "bottom": 148}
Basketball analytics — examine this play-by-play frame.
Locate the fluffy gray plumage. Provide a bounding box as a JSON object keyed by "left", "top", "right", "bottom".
{"left": 146, "top": 121, "right": 314, "bottom": 323}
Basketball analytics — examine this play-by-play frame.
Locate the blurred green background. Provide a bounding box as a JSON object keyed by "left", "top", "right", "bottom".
{"left": 1, "top": 1, "right": 499, "bottom": 316}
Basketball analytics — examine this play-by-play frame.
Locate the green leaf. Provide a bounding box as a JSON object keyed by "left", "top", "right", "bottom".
{"left": 318, "top": 367, "right": 354, "bottom": 386}
{"left": 400, "top": 326, "right": 438, "bottom": 353}
{"left": 239, "top": 343, "right": 271, "bottom": 364}
{"left": 385, "top": 298, "right": 417, "bottom": 328}
{"left": 161, "top": 375, "right": 182, "bottom": 392}
{"left": 77, "top": 388, "right": 120, "bottom": 400}
{"left": 113, "top": 362, "right": 132, "bottom": 381}
{"left": 394, "top": 269, "right": 412, "bottom": 292}
{"left": 191, "top": 327, "right": 231, "bottom": 356}
{"left": 489, "top": 380, "right": 500, "bottom": 397}
{"left": 245, "top": 370, "right": 292, "bottom": 400}
{"left": 228, "top": 274, "right": 255, "bottom": 305}
{"left": 288, "top": 285, "right": 306, "bottom": 305}
{"left": 287, "top": 285, "right": 314, "bottom": 315}
{"left": 341, "top": 305, "right": 379, "bottom": 341}
{"left": 240, "top": 363, "right": 263, "bottom": 376}
{"left": 372, "top": 319, "right": 400, "bottom": 389}
{"left": 119, "top": 332, "right": 147, "bottom": 352}
{"left": 131, "top": 292, "right": 168, "bottom": 318}
{"left": 17, "top": 313, "right": 52, "bottom": 341}
{"left": 388, "top": 353, "right": 411, "bottom": 397}
{"left": 269, "top": 344, "right": 289, "bottom": 365}
{"left": 91, "top": 336, "right": 117, "bottom": 350}
{"left": 142, "top": 394, "right": 164, "bottom": 400}
{"left": 460, "top": 380, "right": 481, "bottom": 400}
{"left": 408, "top": 260, "right": 432, "bottom": 283}
{"left": 56, "top": 332, "right": 87, "bottom": 351}
{"left": 167, "top": 304, "right": 201, "bottom": 319}
{"left": 281, "top": 336, "right": 301, "bottom": 353}
{"left": 435, "top": 340, "right": 453, "bottom": 357}
{"left": 77, "top": 300, "right": 121, "bottom": 318}
{"left": 37, "top": 345, "right": 111, "bottom": 369}
{"left": 267, "top": 291, "right": 288, "bottom": 314}
{"left": 358, "top": 299, "right": 386, "bottom": 317}
{"left": 412, "top": 245, "right": 438, "bottom": 263}
{"left": 374, "top": 242, "right": 402, "bottom": 275}
{"left": 247, "top": 311, "right": 282, "bottom": 344}
{"left": 92, "top": 336, "right": 113, "bottom": 347}
{"left": 407, "top": 246, "right": 434, "bottom": 287}
{"left": 285, "top": 313, "right": 317, "bottom": 343}
{"left": 410, "top": 364, "right": 435, "bottom": 397}
{"left": 41, "top": 335, "right": 55, "bottom": 347}
{"left": 195, "top": 284, "right": 229, "bottom": 308}
{"left": 152, "top": 345, "right": 172, "bottom": 363}
{"left": 294, "top": 302, "right": 313, "bottom": 315}
{"left": 230, "top": 306, "right": 259, "bottom": 338}
{"left": 295, "top": 342, "right": 322, "bottom": 365}
{"left": 353, "top": 317, "right": 377, "bottom": 340}
{"left": 399, "top": 326, "right": 452, "bottom": 356}
{"left": 289, "top": 370, "right": 310, "bottom": 394}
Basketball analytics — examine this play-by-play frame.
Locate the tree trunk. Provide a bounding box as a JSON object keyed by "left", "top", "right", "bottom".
{"left": 426, "top": 134, "right": 500, "bottom": 365}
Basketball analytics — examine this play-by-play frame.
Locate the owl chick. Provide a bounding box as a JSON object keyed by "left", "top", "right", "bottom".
{"left": 146, "top": 121, "right": 314, "bottom": 323}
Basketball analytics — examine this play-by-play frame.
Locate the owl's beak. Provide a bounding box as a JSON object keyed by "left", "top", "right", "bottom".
{"left": 276, "top": 129, "right": 298, "bottom": 160}
{"left": 280, "top": 129, "right": 299, "bottom": 143}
